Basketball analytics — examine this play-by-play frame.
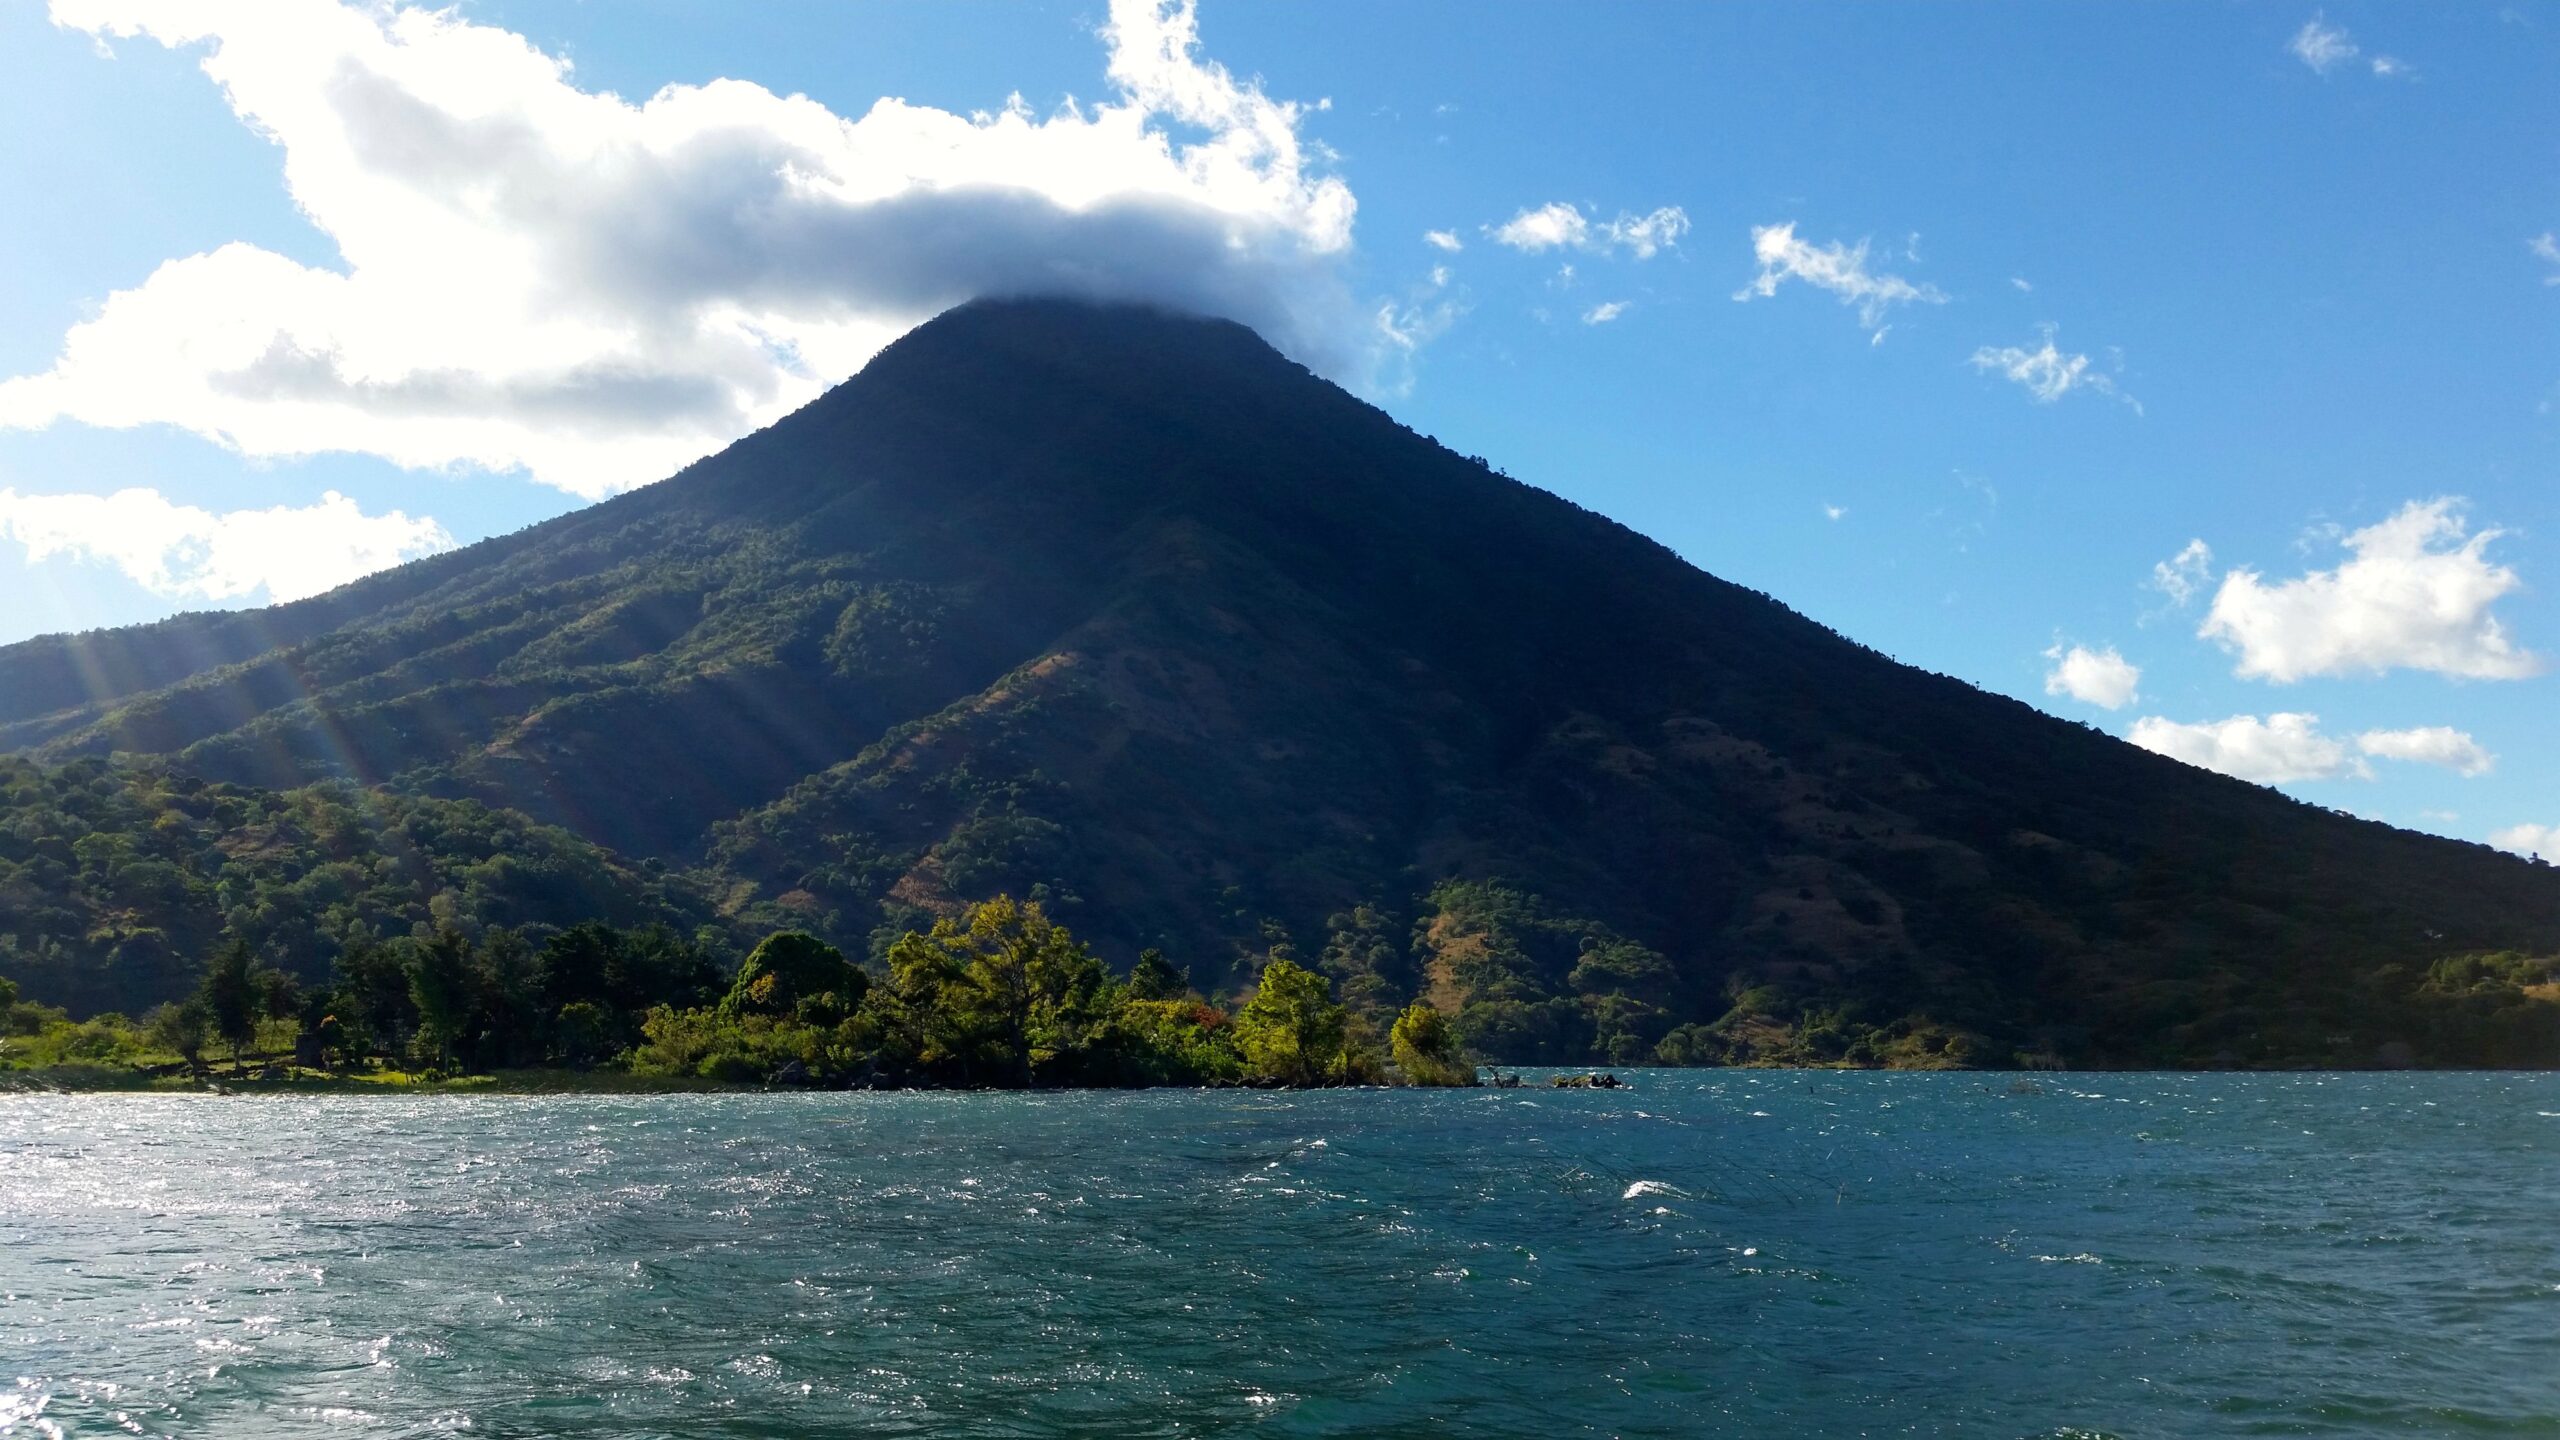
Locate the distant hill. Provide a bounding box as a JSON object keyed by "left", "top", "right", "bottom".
{"left": 4, "top": 298, "right": 2555, "bottom": 1066}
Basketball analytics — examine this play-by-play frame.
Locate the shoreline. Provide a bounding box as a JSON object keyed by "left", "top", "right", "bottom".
{"left": 6, "top": 1063, "right": 2540, "bottom": 1096}
{"left": 0, "top": 1065, "right": 1512, "bottom": 1096}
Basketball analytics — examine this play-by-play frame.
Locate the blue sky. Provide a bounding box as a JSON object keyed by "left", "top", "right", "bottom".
{"left": 1, "top": 1, "right": 2555, "bottom": 853}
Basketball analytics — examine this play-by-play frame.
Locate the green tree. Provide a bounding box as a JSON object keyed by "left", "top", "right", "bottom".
{"left": 1318, "top": 905, "right": 1410, "bottom": 1023}
{"left": 1126, "top": 948, "right": 1188, "bottom": 1001}
{"left": 145, "top": 998, "right": 210, "bottom": 1073}
{"left": 331, "top": 927, "right": 414, "bottom": 1061}
{"left": 405, "top": 928, "right": 474, "bottom": 1074}
{"left": 1390, "top": 1002, "right": 1473, "bottom": 1085}
{"left": 723, "top": 931, "right": 868, "bottom": 1021}
{"left": 882, "top": 896, "right": 1105, "bottom": 1085}
{"left": 1234, "top": 957, "right": 1349, "bottom": 1086}
{"left": 554, "top": 1001, "right": 617, "bottom": 1067}
{"left": 197, "top": 938, "right": 259, "bottom": 1071}
{"left": 254, "top": 965, "right": 301, "bottom": 1025}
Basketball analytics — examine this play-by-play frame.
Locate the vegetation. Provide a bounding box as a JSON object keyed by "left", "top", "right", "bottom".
{"left": 5, "top": 299, "right": 2559, "bottom": 1069}
{"left": 0, "top": 755, "right": 726, "bottom": 1018}
{"left": 4, "top": 897, "right": 1490, "bottom": 1089}
{"left": 1390, "top": 1003, "right": 1473, "bottom": 1086}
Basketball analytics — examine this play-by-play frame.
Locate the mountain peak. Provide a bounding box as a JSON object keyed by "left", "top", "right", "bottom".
{"left": 4, "top": 290, "right": 2555, "bottom": 1066}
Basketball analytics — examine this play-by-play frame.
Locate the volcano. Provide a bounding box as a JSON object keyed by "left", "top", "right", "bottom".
{"left": 5, "top": 298, "right": 2555, "bottom": 1066}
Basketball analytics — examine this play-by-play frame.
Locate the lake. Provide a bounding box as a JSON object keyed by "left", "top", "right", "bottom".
{"left": 4, "top": 1072, "right": 2556, "bottom": 1437}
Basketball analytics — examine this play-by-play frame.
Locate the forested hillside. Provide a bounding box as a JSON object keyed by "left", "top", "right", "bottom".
{"left": 3, "top": 299, "right": 2555, "bottom": 1067}
{"left": 0, "top": 756, "right": 727, "bottom": 1017}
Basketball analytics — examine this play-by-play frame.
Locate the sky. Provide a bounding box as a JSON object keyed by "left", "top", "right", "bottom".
{"left": 0, "top": 1, "right": 2555, "bottom": 855}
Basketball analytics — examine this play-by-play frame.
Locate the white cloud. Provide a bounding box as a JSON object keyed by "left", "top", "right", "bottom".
{"left": 2199, "top": 498, "right": 2541, "bottom": 683}
{"left": 1604, "top": 208, "right": 1690, "bottom": 259}
{"left": 2532, "top": 232, "right": 2560, "bottom": 284}
{"left": 1372, "top": 261, "right": 1467, "bottom": 393}
{"left": 2009, "top": 276, "right": 2033, "bottom": 293}
{"left": 1423, "top": 228, "right": 1462, "bottom": 252}
{"left": 1372, "top": 293, "right": 1463, "bottom": 392}
{"left": 1581, "top": 300, "right": 1629, "bottom": 326}
{"left": 2490, "top": 823, "right": 2560, "bottom": 859}
{"left": 1969, "top": 325, "right": 2135, "bottom": 409}
{"left": 2289, "top": 15, "right": 2404, "bottom": 78}
{"left": 2132, "top": 712, "right": 2366, "bottom": 783}
{"left": 0, "top": 486, "right": 453, "bottom": 602}
{"left": 2289, "top": 14, "right": 2360, "bottom": 72}
{"left": 2042, "top": 643, "right": 2142, "bottom": 710}
{"left": 1822, "top": 503, "right": 1847, "bottom": 522}
{"left": 2135, "top": 711, "right": 2500, "bottom": 786}
{"left": 1488, "top": 202, "right": 1688, "bottom": 259}
{"left": 4, "top": 0, "right": 1370, "bottom": 499}
{"left": 2150, "top": 539, "right": 2215, "bottom": 608}
{"left": 2355, "top": 726, "right": 2495, "bottom": 777}
{"left": 1491, "top": 202, "right": 1588, "bottom": 253}
{"left": 1732, "top": 221, "right": 1945, "bottom": 335}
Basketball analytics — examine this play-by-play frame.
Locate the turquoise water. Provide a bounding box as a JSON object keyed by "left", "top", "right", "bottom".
{"left": 3, "top": 1073, "right": 2556, "bottom": 1438}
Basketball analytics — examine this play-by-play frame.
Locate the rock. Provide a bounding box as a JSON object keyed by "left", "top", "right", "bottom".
{"left": 771, "top": 1059, "right": 812, "bottom": 1087}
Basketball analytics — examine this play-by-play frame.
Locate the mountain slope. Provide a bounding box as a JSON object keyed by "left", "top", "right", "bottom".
{"left": 4, "top": 298, "right": 2555, "bottom": 1065}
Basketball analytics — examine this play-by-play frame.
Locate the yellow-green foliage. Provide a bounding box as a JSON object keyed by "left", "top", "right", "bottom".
{"left": 1389, "top": 1002, "right": 1474, "bottom": 1086}
{"left": 627, "top": 1004, "right": 868, "bottom": 1084}
{"left": 1233, "top": 958, "right": 1351, "bottom": 1086}
{"left": 624, "top": 899, "right": 1297, "bottom": 1088}
{"left": 0, "top": 978, "right": 172, "bottom": 1071}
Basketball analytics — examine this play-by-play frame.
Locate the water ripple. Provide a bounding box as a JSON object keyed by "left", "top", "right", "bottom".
{"left": 3, "top": 1073, "right": 2556, "bottom": 1436}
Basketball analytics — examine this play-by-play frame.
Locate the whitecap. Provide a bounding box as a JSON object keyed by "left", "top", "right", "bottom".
{"left": 1623, "top": 1180, "right": 1681, "bottom": 1199}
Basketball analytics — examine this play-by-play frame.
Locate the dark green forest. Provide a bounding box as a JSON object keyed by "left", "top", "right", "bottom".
{"left": 2, "top": 890, "right": 1481, "bottom": 1090}
{"left": 0, "top": 755, "right": 722, "bottom": 1017}
{"left": 4, "top": 299, "right": 2558, "bottom": 1070}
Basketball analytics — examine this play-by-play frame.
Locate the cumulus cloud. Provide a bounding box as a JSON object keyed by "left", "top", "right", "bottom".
{"left": 0, "top": 486, "right": 453, "bottom": 602}
{"left": 2150, "top": 539, "right": 2215, "bottom": 608}
{"left": 1487, "top": 202, "right": 1689, "bottom": 260}
{"left": 2133, "top": 712, "right": 2497, "bottom": 785}
{"left": 1423, "top": 229, "right": 1462, "bottom": 252}
{"left": 1606, "top": 208, "right": 1691, "bottom": 259}
{"left": 1822, "top": 503, "right": 1847, "bottom": 522}
{"left": 2131, "top": 712, "right": 2366, "bottom": 783}
{"left": 3, "top": 0, "right": 1371, "bottom": 498}
{"left": 1732, "top": 222, "right": 1945, "bottom": 336}
{"left": 1491, "top": 202, "right": 1588, "bottom": 253}
{"left": 1969, "top": 325, "right": 2136, "bottom": 410}
{"left": 2199, "top": 499, "right": 2541, "bottom": 683}
{"left": 2289, "top": 16, "right": 2402, "bottom": 77}
{"left": 1581, "top": 300, "right": 1630, "bottom": 326}
{"left": 2490, "top": 823, "right": 2560, "bottom": 859}
{"left": 2533, "top": 232, "right": 2560, "bottom": 284}
{"left": 2289, "top": 15, "right": 2358, "bottom": 72}
{"left": 2355, "top": 726, "right": 2495, "bottom": 777}
{"left": 2042, "top": 643, "right": 2141, "bottom": 709}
